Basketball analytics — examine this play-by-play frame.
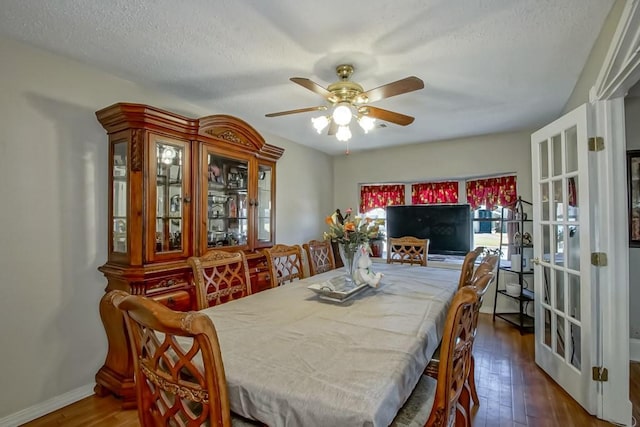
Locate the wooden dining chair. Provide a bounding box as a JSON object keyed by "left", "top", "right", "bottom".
{"left": 392, "top": 286, "right": 478, "bottom": 427}
{"left": 188, "top": 250, "right": 252, "bottom": 310}
{"left": 262, "top": 244, "right": 305, "bottom": 288}
{"left": 387, "top": 236, "right": 430, "bottom": 266}
{"left": 108, "top": 290, "right": 259, "bottom": 427}
{"left": 463, "top": 252, "right": 499, "bottom": 406}
{"left": 424, "top": 255, "right": 498, "bottom": 417}
{"left": 302, "top": 239, "right": 336, "bottom": 277}
{"left": 457, "top": 246, "right": 485, "bottom": 289}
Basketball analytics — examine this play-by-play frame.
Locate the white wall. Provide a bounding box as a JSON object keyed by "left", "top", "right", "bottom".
{"left": 268, "top": 134, "right": 333, "bottom": 245}
{"left": 0, "top": 37, "right": 332, "bottom": 420}
{"left": 563, "top": 0, "right": 625, "bottom": 113}
{"left": 332, "top": 130, "right": 533, "bottom": 314}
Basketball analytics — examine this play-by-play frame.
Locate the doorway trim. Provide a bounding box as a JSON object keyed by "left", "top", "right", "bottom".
{"left": 590, "top": 1, "right": 640, "bottom": 425}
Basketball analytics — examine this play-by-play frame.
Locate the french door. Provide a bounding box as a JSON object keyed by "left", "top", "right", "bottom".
{"left": 530, "top": 103, "right": 597, "bottom": 413}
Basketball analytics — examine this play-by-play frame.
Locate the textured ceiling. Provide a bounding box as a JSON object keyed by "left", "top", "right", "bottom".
{"left": 0, "top": 0, "right": 615, "bottom": 155}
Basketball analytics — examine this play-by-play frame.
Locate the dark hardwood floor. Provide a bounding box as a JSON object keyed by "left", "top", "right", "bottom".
{"left": 22, "top": 314, "right": 636, "bottom": 426}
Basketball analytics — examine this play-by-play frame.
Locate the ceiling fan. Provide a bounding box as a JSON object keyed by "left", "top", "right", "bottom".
{"left": 265, "top": 64, "right": 424, "bottom": 138}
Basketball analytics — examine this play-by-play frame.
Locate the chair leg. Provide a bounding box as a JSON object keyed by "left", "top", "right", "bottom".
{"left": 455, "top": 399, "right": 470, "bottom": 427}
{"left": 458, "top": 384, "right": 471, "bottom": 427}
{"left": 468, "top": 354, "right": 480, "bottom": 406}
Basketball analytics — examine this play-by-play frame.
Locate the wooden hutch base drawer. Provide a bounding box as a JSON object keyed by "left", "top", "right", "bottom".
{"left": 145, "top": 274, "right": 189, "bottom": 294}
{"left": 251, "top": 270, "right": 272, "bottom": 294}
{"left": 151, "top": 290, "right": 192, "bottom": 311}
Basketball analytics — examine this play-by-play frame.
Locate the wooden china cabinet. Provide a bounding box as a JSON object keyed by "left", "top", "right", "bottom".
{"left": 94, "top": 103, "right": 283, "bottom": 406}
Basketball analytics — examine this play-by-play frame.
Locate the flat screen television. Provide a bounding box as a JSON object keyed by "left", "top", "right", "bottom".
{"left": 386, "top": 204, "right": 472, "bottom": 256}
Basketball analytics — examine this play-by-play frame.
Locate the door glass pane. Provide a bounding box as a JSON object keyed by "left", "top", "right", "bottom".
{"left": 567, "top": 225, "right": 580, "bottom": 271}
{"left": 543, "top": 266, "right": 551, "bottom": 305}
{"left": 565, "top": 126, "right": 578, "bottom": 173}
{"left": 156, "top": 141, "right": 184, "bottom": 253}
{"left": 555, "top": 269, "right": 565, "bottom": 312}
{"left": 567, "top": 177, "right": 579, "bottom": 222}
{"left": 555, "top": 316, "right": 566, "bottom": 358}
{"left": 570, "top": 322, "right": 581, "bottom": 369}
{"left": 544, "top": 308, "right": 552, "bottom": 348}
{"left": 555, "top": 225, "right": 564, "bottom": 264}
{"left": 542, "top": 225, "right": 551, "bottom": 262}
{"left": 552, "top": 179, "right": 563, "bottom": 221}
{"left": 207, "top": 153, "right": 248, "bottom": 248}
{"left": 257, "top": 165, "right": 272, "bottom": 242}
{"left": 552, "top": 134, "right": 562, "bottom": 177}
{"left": 541, "top": 182, "right": 550, "bottom": 221}
{"left": 568, "top": 273, "right": 581, "bottom": 320}
{"left": 112, "top": 141, "right": 127, "bottom": 253}
{"left": 540, "top": 139, "right": 549, "bottom": 179}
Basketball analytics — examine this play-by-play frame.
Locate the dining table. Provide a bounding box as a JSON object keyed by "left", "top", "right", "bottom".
{"left": 198, "top": 262, "right": 461, "bottom": 427}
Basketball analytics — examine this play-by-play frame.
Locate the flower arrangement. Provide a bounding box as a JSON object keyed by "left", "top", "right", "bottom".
{"left": 324, "top": 208, "right": 385, "bottom": 283}
{"left": 323, "top": 208, "right": 385, "bottom": 247}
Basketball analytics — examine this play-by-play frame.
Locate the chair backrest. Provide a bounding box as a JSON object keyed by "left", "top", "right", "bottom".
{"left": 467, "top": 253, "right": 499, "bottom": 336}
{"left": 457, "top": 246, "right": 485, "bottom": 289}
{"left": 471, "top": 253, "right": 499, "bottom": 295}
{"left": 386, "top": 236, "right": 429, "bottom": 266}
{"left": 188, "top": 250, "right": 252, "bottom": 310}
{"left": 430, "top": 286, "right": 478, "bottom": 426}
{"left": 263, "top": 244, "right": 305, "bottom": 288}
{"left": 109, "top": 290, "right": 232, "bottom": 427}
{"left": 302, "top": 239, "right": 336, "bottom": 276}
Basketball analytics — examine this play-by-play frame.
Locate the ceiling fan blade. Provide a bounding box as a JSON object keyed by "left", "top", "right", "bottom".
{"left": 265, "top": 106, "right": 327, "bottom": 117}
{"left": 359, "top": 106, "right": 415, "bottom": 126}
{"left": 327, "top": 120, "right": 338, "bottom": 136}
{"left": 360, "top": 76, "right": 424, "bottom": 103}
{"left": 290, "top": 77, "right": 334, "bottom": 99}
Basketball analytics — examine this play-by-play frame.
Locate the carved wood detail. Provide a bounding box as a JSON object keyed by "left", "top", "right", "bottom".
{"left": 130, "top": 128, "right": 143, "bottom": 172}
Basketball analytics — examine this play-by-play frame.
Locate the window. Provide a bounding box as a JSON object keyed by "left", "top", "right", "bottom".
{"left": 362, "top": 207, "right": 387, "bottom": 257}
{"left": 472, "top": 205, "right": 510, "bottom": 259}
{"left": 359, "top": 175, "right": 518, "bottom": 259}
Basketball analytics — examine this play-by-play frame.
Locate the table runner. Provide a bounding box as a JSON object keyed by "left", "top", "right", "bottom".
{"left": 199, "top": 263, "right": 460, "bottom": 427}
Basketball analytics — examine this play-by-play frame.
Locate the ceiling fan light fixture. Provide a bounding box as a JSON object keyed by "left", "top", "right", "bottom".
{"left": 311, "top": 115, "right": 330, "bottom": 134}
{"left": 266, "top": 64, "right": 424, "bottom": 152}
{"left": 336, "top": 125, "right": 352, "bottom": 142}
{"left": 358, "top": 115, "right": 375, "bottom": 133}
{"left": 332, "top": 102, "right": 353, "bottom": 126}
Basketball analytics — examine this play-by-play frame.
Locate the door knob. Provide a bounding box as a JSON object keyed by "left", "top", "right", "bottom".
{"left": 532, "top": 257, "right": 541, "bottom": 265}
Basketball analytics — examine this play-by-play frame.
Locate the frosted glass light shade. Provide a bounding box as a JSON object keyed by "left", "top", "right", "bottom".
{"left": 311, "top": 116, "right": 330, "bottom": 133}
{"left": 358, "top": 116, "right": 375, "bottom": 133}
{"left": 332, "top": 103, "right": 353, "bottom": 126}
{"left": 336, "top": 125, "right": 352, "bottom": 142}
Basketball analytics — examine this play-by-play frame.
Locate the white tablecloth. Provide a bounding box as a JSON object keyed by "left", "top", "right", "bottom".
{"left": 199, "top": 263, "right": 460, "bottom": 427}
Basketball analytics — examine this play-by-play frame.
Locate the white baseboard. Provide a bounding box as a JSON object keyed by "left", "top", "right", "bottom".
{"left": 630, "top": 338, "right": 640, "bottom": 362}
{"left": 0, "top": 383, "right": 94, "bottom": 427}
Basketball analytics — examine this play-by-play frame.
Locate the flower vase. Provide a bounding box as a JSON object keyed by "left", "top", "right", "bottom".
{"left": 338, "top": 243, "right": 364, "bottom": 285}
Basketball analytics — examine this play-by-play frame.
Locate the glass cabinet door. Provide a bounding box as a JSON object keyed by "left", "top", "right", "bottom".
{"left": 256, "top": 162, "right": 274, "bottom": 247}
{"left": 149, "top": 134, "right": 190, "bottom": 260}
{"left": 205, "top": 150, "right": 249, "bottom": 249}
{"left": 112, "top": 140, "right": 128, "bottom": 254}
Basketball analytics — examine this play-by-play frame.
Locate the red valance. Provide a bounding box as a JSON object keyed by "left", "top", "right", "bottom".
{"left": 359, "top": 184, "right": 405, "bottom": 213}
{"left": 411, "top": 181, "right": 459, "bottom": 204}
{"left": 465, "top": 176, "right": 517, "bottom": 210}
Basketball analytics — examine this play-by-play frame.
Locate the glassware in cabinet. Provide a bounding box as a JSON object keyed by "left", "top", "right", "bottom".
{"left": 111, "top": 140, "right": 128, "bottom": 254}
{"left": 147, "top": 134, "right": 191, "bottom": 261}
{"left": 256, "top": 163, "right": 274, "bottom": 245}
{"left": 203, "top": 150, "right": 250, "bottom": 249}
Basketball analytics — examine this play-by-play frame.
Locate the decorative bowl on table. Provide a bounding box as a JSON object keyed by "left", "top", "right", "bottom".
{"left": 307, "top": 276, "right": 368, "bottom": 303}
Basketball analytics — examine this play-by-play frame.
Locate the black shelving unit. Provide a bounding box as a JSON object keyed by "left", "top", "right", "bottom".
{"left": 493, "top": 197, "right": 535, "bottom": 333}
